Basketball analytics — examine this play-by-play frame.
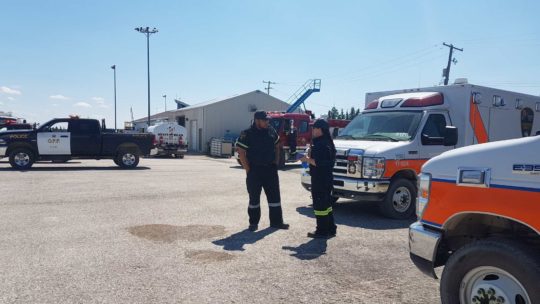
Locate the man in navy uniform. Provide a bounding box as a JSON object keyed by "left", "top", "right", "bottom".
{"left": 236, "top": 111, "right": 289, "bottom": 231}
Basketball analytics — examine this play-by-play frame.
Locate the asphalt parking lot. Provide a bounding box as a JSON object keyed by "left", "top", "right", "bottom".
{"left": 0, "top": 156, "right": 439, "bottom": 304}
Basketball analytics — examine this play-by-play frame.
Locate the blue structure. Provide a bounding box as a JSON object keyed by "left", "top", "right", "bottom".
{"left": 285, "top": 79, "right": 321, "bottom": 113}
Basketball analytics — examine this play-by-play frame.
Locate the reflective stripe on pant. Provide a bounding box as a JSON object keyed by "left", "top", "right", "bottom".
{"left": 246, "top": 165, "right": 283, "bottom": 226}
{"left": 312, "top": 190, "right": 337, "bottom": 235}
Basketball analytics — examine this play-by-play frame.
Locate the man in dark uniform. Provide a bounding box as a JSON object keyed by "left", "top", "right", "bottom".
{"left": 236, "top": 111, "right": 290, "bottom": 232}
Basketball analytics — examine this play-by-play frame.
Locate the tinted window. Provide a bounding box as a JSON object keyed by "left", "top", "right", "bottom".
{"left": 521, "top": 108, "right": 534, "bottom": 137}
{"left": 70, "top": 120, "right": 99, "bottom": 134}
{"left": 421, "top": 114, "right": 447, "bottom": 145}
{"left": 299, "top": 121, "right": 309, "bottom": 133}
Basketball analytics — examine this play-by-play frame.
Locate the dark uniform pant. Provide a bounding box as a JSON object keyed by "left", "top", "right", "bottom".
{"left": 312, "top": 187, "right": 337, "bottom": 235}
{"left": 246, "top": 164, "right": 284, "bottom": 226}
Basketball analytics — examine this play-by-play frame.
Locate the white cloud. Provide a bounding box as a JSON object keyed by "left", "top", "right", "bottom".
{"left": 49, "top": 94, "right": 70, "bottom": 100}
{"left": 0, "top": 86, "right": 22, "bottom": 95}
{"left": 7, "top": 96, "right": 15, "bottom": 101}
{"left": 98, "top": 104, "right": 109, "bottom": 109}
{"left": 0, "top": 101, "right": 3, "bottom": 105}
{"left": 74, "top": 102, "right": 92, "bottom": 108}
{"left": 92, "top": 97, "right": 105, "bottom": 103}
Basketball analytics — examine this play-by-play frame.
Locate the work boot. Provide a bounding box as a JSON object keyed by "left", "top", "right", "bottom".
{"left": 307, "top": 231, "right": 334, "bottom": 239}
{"left": 270, "top": 223, "right": 290, "bottom": 230}
{"left": 248, "top": 224, "right": 258, "bottom": 232}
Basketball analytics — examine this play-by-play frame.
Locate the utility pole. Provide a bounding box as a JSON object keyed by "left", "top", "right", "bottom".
{"left": 135, "top": 26, "right": 159, "bottom": 128}
{"left": 111, "top": 65, "right": 117, "bottom": 131}
{"left": 262, "top": 80, "right": 276, "bottom": 95}
{"left": 162, "top": 94, "right": 167, "bottom": 111}
{"left": 442, "top": 42, "right": 463, "bottom": 85}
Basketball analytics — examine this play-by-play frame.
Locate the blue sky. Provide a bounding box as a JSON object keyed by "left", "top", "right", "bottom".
{"left": 1, "top": 0, "right": 539, "bottom": 126}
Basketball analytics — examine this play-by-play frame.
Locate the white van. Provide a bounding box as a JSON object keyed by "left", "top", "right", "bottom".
{"left": 301, "top": 80, "right": 540, "bottom": 218}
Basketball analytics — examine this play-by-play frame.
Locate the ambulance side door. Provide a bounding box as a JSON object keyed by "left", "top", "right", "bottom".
{"left": 37, "top": 120, "right": 71, "bottom": 155}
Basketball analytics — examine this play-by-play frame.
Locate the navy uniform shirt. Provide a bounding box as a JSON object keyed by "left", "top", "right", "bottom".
{"left": 309, "top": 136, "right": 335, "bottom": 191}
{"left": 236, "top": 125, "right": 280, "bottom": 166}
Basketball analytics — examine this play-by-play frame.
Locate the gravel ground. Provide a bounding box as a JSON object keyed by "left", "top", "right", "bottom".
{"left": 0, "top": 156, "right": 440, "bottom": 303}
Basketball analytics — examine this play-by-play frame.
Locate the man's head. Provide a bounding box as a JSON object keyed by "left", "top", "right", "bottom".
{"left": 254, "top": 111, "right": 270, "bottom": 129}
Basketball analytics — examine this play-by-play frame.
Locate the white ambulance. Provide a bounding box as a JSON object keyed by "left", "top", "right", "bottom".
{"left": 301, "top": 79, "right": 540, "bottom": 219}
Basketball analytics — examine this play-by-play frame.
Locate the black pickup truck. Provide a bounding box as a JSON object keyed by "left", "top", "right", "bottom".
{"left": 0, "top": 117, "right": 154, "bottom": 170}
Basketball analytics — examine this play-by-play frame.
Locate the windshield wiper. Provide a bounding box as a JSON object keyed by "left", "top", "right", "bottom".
{"left": 359, "top": 134, "right": 399, "bottom": 142}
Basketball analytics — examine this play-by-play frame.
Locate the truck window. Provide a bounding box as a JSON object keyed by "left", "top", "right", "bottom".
{"left": 521, "top": 108, "right": 534, "bottom": 137}
{"left": 46, "top": 122, "right": 69, "bottom": 132}
{"left": 421, "top": 114, "right": 447, "bottom": 144}
{"left": 299, "top": 120, "right": 309, "bottom": 133}
{"left": 70, "top": 120, "right": 100, "bottom": 134}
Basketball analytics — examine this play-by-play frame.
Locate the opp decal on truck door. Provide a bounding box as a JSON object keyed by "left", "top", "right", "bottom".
{"left": 37, "top": 132, "right": 71, "bottom": 155}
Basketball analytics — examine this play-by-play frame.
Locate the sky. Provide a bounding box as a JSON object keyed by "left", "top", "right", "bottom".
{"left": 1, "top": 0, "right": 539, "bottom": 127}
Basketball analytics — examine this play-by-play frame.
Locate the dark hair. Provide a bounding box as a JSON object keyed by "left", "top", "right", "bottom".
{"left": 321, "top": 127, "right": 336, "bottom": 161}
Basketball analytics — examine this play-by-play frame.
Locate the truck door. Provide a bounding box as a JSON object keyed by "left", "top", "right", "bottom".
{"left": 418, "top": 112, "right": 453, "bottom": 159}
{"left": 69, "top": 120, "right": 101, "bottom": 156}
{"left": 37, "top": 121, "right": 71, "bottom": 155}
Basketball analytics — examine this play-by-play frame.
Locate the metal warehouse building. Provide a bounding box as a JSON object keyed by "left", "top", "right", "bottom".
{"left": 133, "top": 90, "right": 289, "bottom": 152}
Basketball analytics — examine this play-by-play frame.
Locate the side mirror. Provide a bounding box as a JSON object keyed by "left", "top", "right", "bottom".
{"left": 444, "top": 126, "right": 458, "bottom": 146}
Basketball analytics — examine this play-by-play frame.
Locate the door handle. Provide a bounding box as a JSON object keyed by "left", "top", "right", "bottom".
{"left": 60, "top": 135, "right": 69, "bottom": 138}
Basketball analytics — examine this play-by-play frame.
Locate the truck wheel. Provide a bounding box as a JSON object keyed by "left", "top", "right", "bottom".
{"left": 440, "top": 238, "right": 540, "bottom": 304}
{"left": 9, "top": 148, "right": 35, "bottom": 170}
{"left": 117, "top": 152, "right": 140, "bottom": 169}
{"left": 380, "top": 179, "right": 416, "bottom": 219}
{"left": 178, "top": 154, "right": 184, "bottom": 159}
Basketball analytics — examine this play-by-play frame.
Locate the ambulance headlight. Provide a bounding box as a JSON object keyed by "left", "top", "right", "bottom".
{"left": 416, "top": 173, "right": 431, "bottom": 218}
{"left": 362, "top": 157, "right": 385, "bottom": 179}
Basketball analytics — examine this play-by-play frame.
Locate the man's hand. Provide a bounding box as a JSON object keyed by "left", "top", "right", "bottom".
{"left": 237, "top": 147, "right": 250, "bottom": 174}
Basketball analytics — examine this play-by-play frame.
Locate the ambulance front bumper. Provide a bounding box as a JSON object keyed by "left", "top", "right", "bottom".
{"left": 301, "top": 172, "right": 389, "bottom": 200}
{"left": 408, "top": 222, "right": 441, "bottom": 279}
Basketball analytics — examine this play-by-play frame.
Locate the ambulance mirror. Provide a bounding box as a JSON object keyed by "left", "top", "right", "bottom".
{"left": 444, "top": 126, "right": 458, "bottom": 146}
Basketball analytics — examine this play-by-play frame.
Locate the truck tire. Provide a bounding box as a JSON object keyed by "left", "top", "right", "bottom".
{"left": 440, "top": 238, "right": 540, "bottom": 304}
{"left": 117, "top": 151, "right": 140, "bottom": 169}
{"left": 9, "top": 148, "right": 35, "bottom": 170}
{"left": 379, "top": 179, "right": 416, "bottom": 219}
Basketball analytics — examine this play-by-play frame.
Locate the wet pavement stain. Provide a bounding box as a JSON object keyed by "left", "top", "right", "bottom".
{"left": 128, "top": 224, "right": 226, "bottom": 243}
{"left": 185, "top": 250, "right": 235, "bottom": 263}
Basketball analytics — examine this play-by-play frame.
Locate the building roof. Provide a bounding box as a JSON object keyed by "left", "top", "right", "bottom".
{"left": 134, "top": 90, "right": 286, "bottom": 123}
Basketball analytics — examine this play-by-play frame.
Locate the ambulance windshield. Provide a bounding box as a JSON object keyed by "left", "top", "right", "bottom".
{"left": 337, "top": 111, "right": 423, "bottom": 142}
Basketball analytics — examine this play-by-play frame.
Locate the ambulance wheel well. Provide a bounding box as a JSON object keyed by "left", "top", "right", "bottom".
{"left": 390, "top": 169, "right": 417, "bottom": 182}
{"left": 6, "top": 143, "right": 36, "bottom": 157}
{"left": 435, "top": 213, "right": 540, "bottom": 266}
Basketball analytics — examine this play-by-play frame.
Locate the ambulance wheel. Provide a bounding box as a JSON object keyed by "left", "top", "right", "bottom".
{"left": 440, "top": 238, "right": 540, "bottom": 304}
{"left": 380, "top": 179, "right": 416, "bottom": 219}
{"left": 117, "top": 151, "right": 139, "bottom": 169}
{"left": 9, "top": 148, "right": 35, "bottom": 170}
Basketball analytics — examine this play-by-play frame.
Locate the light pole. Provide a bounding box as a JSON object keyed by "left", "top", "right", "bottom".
{"left": 135, "top": 26, "right": 159, "bottom": 128}
{"left": 162, "top": 94, "right": 167, "bottom": 111}
{"left": 111, "top": 65, "right": 117, "bottom": 131}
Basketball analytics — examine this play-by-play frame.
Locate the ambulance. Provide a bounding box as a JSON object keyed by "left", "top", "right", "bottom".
{"left": 409, "top": 135, "right": 540, "bottom": 304}
{"left": 301, "top": 79, "right": 540, "bottom": 219}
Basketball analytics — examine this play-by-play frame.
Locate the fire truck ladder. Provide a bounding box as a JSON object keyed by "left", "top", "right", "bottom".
{"left": 285, "top": 79, "right": 321, "bottom": 113}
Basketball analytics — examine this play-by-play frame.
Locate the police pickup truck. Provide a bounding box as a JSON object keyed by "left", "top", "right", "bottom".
{"left": 0, "top": 117, "right": 154, "bottom": 170}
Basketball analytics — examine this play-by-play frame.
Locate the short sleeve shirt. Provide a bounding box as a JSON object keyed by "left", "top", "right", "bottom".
{"left": 236, "top": 125, "right": 280, "bottom": 165}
